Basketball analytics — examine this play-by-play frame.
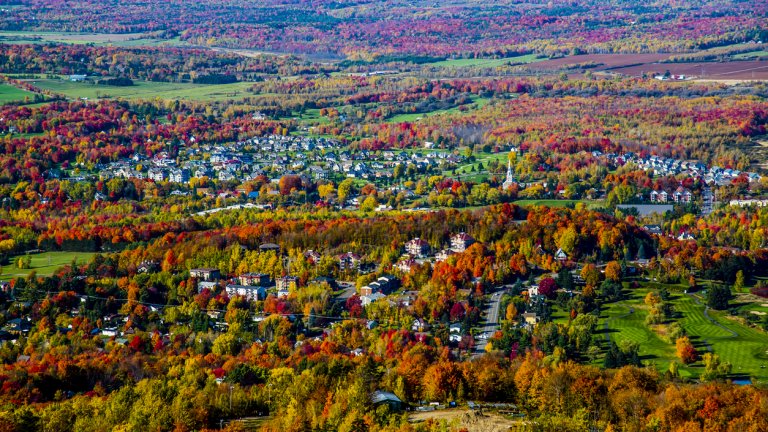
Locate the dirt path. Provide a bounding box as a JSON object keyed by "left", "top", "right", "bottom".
{"left": 410, "top": 409, "right": 525, "bottom": 432}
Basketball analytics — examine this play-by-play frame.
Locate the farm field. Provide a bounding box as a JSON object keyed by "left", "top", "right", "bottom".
{"left": 0, "top": 31, "right": 182, "bottom": 46}
{"left": 611, "top": 60, "right": 768, "bottom": 80}
{"left": 600, "top": 286, "right": 768, "bottom": 383}
{"left": 24, "top": 78, "right": 256, "bottom": 101}
{"left": 426, "top": 53, "right": 546, "bottom": 68}
{"left": 0, "top": 83, "right": 34, "bottom": 104}
{"left": 1, "top": 251, "right": 96, "bottom": 278}
{"left": 525, "top": 53, "right": 672, "bottom": 70}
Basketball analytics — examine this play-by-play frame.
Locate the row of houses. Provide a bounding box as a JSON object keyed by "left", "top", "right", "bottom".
{"left": 649, "top": 186, "right": 693, "bottom": 204}
{"left": 602, "top": 152, "right": 761, "bottom": 186}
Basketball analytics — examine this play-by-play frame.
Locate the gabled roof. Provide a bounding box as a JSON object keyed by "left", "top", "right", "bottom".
{"left": 371, "top": 391, "right": 402, "bottom": 405}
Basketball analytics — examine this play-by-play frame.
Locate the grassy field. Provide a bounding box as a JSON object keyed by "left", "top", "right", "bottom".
{"left": 386, "top": 96, "right": 491, "bottom": 123}
{"left": 513, "top": 199, "right": 605, "bottom": 210}
{"left": 733, "top": 50, "right": 768, "bottom": 60}
{"left": 600, "top": 286, "right": 768, "bottom": 383}
{"left": 426, "top": 54, "right": 545, "bottom": 68}
{"left": 26, "top": 78, "right": 255, "bottom": 102}
{"left": 1, "top": 251, "right": 96, "bottom": 279}
{"left": 0, "top": 31, "right": 188, "bottom": 47}
{"left": 0, "top": 83, "right": 34, "bottom": 104}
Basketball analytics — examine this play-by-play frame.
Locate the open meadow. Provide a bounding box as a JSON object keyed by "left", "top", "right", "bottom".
{"left": 1, "top": 251, "right": 96, "bottom": 279}
{"left": 24, "top": 78, "right": 256, "bottom": 102}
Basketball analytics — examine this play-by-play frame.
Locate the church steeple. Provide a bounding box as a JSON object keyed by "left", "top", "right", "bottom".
{"left": 503, "top": 159, "right": 516, "bottom": 189}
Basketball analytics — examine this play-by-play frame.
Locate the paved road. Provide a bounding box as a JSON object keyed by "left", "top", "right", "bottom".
{"left": 334, "top": 281, "right": 357, "bottom": 303}
{"left": 701, "top": 187, "right": 716, "bottom": 217}
{"left": 473, "top": 288, "right": 506, "bottom": 355}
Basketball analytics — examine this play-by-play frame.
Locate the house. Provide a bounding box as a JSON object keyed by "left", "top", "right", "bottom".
{"left": 673, "top": 187, "right": 692, "bottom": 204}
{"left": 527, "top": 285, "right": 539, "bottom": 297}
{"left": 554, "top": 248, "right": 568, "bottom": 262}
{"left": 449, "top": 323, "right": 462, "bottom": 334}
{"left": 435, "top": 249, "right": 455, "bottom": 262}
{"left": 259, "top": 243, "right": 281, "bottom": 253}
{"left": 361, "top": 292, "right": 386, "bottom": 306}
{"left": 450, "top": 232, "right": 475, "bottom": 253}
{"left": 405, "top": 238, "right": 430, "bottom": 258}
{"left": 197, "top": 281, "right": 217, "bottom": 293}
{"left": 396, "top": 258, "right": 417, "bottom": 273}
{"left": 338, "top": 252, "right": 362, "bottom": 271}
{"left": 643, "top": 224, "right": 663, "bottom": 235}
{"left": 225, "top": 284, "right": 266, "bottom": 301}
{"left": 238, "top": 273, "right": 270, "bottom": 287}
{"left": 523, "top": 313, "right": 539, "bottom": 326}
{"left": 190, "top": 268, "right": 221, "bottom": 281}
{"left": 137, "top": 260, "right": 158, "bottom": 274}
{"left": 169, "top": 168, "right": 190, "bottom": 183}
{"left": 276, "top": 276, "right": 298, "bottom": 292}
{"left": 277, "top": 288, "right": 290, "bottom": 298}
{"left": 377, "top": 274, "right": 400, "bottom": 292}
{"left": 650, "top": 190, "right": 668, "bottom": 203}
{"left": 411, "top": 319, "right": 429, "bottom": 332}
{"left": 6, "top": 318, "right": 31, "bottom": 335}
{"left": 148, "top": 168, "right": 167, "bottom": 182}
{"left": 304, "top": 250, "right": 322, "bottom": 264}
{"left": 361, "top": 282, "right": 381, "bottom": 296}
{"left": 371, "top": 391, "right": 403, "bottom": 411}
{"left": 449, "top": 333, "right": 462, "bottom": 343}
{"left": 69, "top": 74, "right": 87, "bottom": 82}
{"left": 678, "top": 232, "right": 695, "bottom": 241}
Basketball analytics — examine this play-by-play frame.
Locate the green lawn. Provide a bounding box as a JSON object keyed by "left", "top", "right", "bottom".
{"left": 27, "top": 78, "right": 256, "bottom": 102}
{"left": 1, "top": 251, "right": 96, "bottom": 279}
{"left": 513, "top": 199, "right": 605, "bottom": 210}
{"left": 600, "top": 286, "right": 768, "bottom": 383}
{"left": 0, "top": 83, "right": 34, "bottom": 104}
{"left": 426, "top": 54, "right": 545, "bottom": 68}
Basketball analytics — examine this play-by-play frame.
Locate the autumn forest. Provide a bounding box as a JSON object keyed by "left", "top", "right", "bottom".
{"left": 0, "top": 1, "right": 768, "bottom": 431}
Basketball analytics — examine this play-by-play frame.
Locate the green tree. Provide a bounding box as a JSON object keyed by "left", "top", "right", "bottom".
{"left": 707, "top": 284, "right": 731, "bottom": 310}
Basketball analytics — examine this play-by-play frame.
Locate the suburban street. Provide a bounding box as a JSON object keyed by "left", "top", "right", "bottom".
{"left": 334, "top": 281, "right": 357, "bottom": 303}
{"left": 473, "top": 287, "right": 506, "bottom": 355}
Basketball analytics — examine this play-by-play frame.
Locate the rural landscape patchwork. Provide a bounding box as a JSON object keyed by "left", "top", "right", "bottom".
{"left": 1, "top": 1, "right": 768, "bottom": 431}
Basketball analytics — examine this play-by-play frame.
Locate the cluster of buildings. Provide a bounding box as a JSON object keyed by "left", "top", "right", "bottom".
{"left": 395, "top": 233, "right": 477, "bottom": 273}
{"left": 649, "top": 186, "right": 693, "bottom": 204}
{"left": 96, "top": 134, "right": 467, "bottom": 189}
{"left": 602, "top": 152, "right": 762, "bottom": 186}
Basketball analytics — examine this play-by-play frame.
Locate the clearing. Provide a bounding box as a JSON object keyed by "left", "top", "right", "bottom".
{"left": 410, "top": 409, "right": 525, "bottom": 432}
{"left": 0, "top": 31, "right": 185, "bottom": 47}
{"left": 426, "top": 54, "right": 545, "bottom": 69}
{"left": 0, "top": 83, "right": 34, "bottom": 104}
{"left": 1, "top": 251, "right": 96, "bottom": 279}
{"left": 24, "top": 78, "right": 256, "bottom": 102}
